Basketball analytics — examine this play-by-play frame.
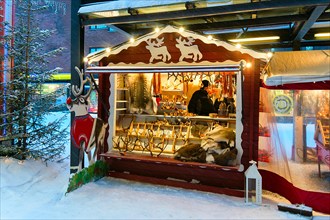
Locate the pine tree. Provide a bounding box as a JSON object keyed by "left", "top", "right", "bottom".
{"left": 0, "top": 0, "right": 68, "bottom": 161}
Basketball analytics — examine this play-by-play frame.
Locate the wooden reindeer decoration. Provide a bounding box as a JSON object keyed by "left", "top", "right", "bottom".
{"left": 145, "top": 37, "right": 171, "bottom": 63}
{"left": 175, "top": 36, "right": 203, "bottom": 62}
{"left": 67, "top": 67, "right": 108, "bottom": 172}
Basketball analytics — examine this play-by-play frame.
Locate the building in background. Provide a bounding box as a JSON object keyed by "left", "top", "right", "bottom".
{"left": 0, "top": 0, "right": 14, "bottom": 136}
{"left": 2, "top": 0, "right": 128, "bottom": 75}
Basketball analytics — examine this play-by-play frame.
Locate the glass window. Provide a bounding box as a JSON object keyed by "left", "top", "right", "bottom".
{"left": 89, "top": 47, "right": 104, "bottom": 53}
{"left": 89, "top": 24, "right": 108, "bottom": 30}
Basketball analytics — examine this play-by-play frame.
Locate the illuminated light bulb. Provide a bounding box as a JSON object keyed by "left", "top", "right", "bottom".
{"left": 267, "top": 52, "right": 273, "bottom": 58}
{"left": 155, "top": 27, "right": 160, "bottom": 33}
{"left": 207, "top": 35, "right": 212, "bottom": 40}
{"left": 235, "top": 43, "right": 241, "bottom": 49}
{"left": 246, "top": 62, "right": 252, "bottom": 68}
{"left": 106, "top": 47, "right": 111, "bottom": 53}
{"left": 179, "top": 27, "right": 184, "bottom": 32}
{"left": 130, "top": 37, "right": 135, "bottom": 43}
{"left": 229, "top": 36, "right": 280, "bottom": 43}
{"left": 314, "top": 32, "right": 330, "bottom": 38}
{"left": 83, "top": 57, "right": 88, "bottom": 62}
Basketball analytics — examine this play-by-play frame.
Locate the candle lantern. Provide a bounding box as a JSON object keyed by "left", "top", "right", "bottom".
{"left": 245, "top": 160, "right": 262, "bottom": 204}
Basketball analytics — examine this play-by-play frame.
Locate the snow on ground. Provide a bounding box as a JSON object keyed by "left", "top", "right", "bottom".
{"left": 1, "top": 156, "right": 327, "bottom": 220}
{"left": 1, "top": 112, "right": 329, "bottom": 219}
{"left": 287, "top": 160, "right": 330, "bottom": 193}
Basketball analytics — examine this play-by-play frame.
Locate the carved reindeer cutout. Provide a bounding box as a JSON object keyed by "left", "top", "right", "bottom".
{"left": 66, "top": 67, "right": 108, "bottom": 172}
{"left": 145, "top": 37, "right": 171, "bottom": 63}
{"left": 175, "top": 36, "right": 203, "bottom": 62}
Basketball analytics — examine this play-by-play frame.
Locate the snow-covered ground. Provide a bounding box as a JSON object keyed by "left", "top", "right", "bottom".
{"left": 1, "top": 112, "right": 329, "bottom": 219}
{"left": 1, "top": 156, "right": 328, "bottom": 220}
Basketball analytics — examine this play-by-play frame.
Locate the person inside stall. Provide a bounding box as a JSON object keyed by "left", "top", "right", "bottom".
{"left": 214, "top": 96, "right": 236, "bottom": 117}
{"left": 188, "top": 80, "right": 216, "bottom": 116}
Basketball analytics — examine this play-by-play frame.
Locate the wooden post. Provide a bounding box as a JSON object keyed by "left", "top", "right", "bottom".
{"left": 70, "top": 0, "right": 85, "bottom": 174}
{"left": 293, "top": 91, "right": 304, "bottom": 162}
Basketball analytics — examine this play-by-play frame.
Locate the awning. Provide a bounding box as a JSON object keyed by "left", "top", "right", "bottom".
{"left": 263, "top": 50, "right": 330, "bottom": 86}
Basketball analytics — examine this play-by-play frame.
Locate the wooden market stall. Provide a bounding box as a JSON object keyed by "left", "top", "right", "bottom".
{"left": 84, "top": 25, "right": 267, "bottom": 195}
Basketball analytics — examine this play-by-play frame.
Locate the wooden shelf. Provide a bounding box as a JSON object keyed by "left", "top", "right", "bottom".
{"left": 116, "top": 86, "right": 129, "bottom": 112}
{"left": 161, "top": 90, "right": 184, "bottom": 96}
{"left": 118, "top": 113, "right": 235, "bottom": 122}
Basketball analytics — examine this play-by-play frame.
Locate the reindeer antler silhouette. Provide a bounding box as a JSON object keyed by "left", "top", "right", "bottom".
{"left": 72, "top": 66, "right": 93, "bottom": 100}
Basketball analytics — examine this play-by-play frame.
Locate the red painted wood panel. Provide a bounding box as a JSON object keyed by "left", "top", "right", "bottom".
{"left": 102, "top": 152, "right": 245, "bottom": 190}
{"left": 109, "top": 172, "right": 245, "bottom": 197}
{"left": 100, "top": 33, "right": 256, "bottom": 66}
{"left": 97, "top": 73, "right": 110, "bottom": 153}
{"left": 241, "top": 60, "right": 261, "bottom": 166}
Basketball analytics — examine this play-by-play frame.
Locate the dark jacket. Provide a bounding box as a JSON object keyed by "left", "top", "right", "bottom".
{"left": 188, "top": 89, "right": 216, "bottom": 116}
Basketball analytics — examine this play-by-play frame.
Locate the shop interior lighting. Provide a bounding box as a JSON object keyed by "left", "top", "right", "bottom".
{"left": 235, "top": 43, "right": 241, "bottom": 49}
{"left": 207, "top": 35, "right": 213, "bottom": 40}
{"left": 229, "top": 36, "right": 280, "bottom": 43}
{"left": 155, "top": 27, "right": 160, "bottom": 33}
{"left": 129, "top": 37, "right": 135, "bottom": 43}
{"left": 179, "top": 27, "right": 184, "bottom": 32}
{"left": 314, "top": 32, "right": 330, "bottom": 38}
{"left": 83, "top": 57, "right": 88, "bottom": 62}
{"left": 267, "top": 52, "right": 273, "bottom": 59}
{"left": 106, "top": 47, "right": 111, "bottom": 53}
{"left": 311, "top": 21, "right": 330, "bottom": 28}
{"left": 246, "top": 62, "right": 252, "bottom": 68}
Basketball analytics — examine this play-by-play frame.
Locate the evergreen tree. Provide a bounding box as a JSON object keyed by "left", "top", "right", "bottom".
{"left": 0, "top": 0, "right": 68, "bottom": 161}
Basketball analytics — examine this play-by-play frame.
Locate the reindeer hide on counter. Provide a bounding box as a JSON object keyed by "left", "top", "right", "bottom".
{"left": 175, "top": 125, "right": 237, "bottom": 166}
{"left": 174, "top": 143, "right": 206, "bottom": 163}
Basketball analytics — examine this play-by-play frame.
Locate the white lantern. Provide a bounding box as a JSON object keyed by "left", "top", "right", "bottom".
{"left": 245, "top": 160, "right": 262, "bottom": 204}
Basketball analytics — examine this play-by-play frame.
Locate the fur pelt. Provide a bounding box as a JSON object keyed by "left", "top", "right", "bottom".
{"left": 204, "top": 125, "right": 235, "bottom": 147}
{"left": 128, "top": 74, "right": 155, "bottom": 114}
{"left": 200, "top": 125, "right": 237, "bottom": 166}
{"left": 174, "top": 126, "right": 237, "bottom": 166}
{"left": 190, "top": 123, "right": 209, "bottom": 138}
{"left": 211, "top": 148, "right": 238, "bottom": 166}
{"left": 202, "top": 141, "right": 231, "bottom": 155}
{"left": 174, "top": 143, "right": 206, "bottom": 163}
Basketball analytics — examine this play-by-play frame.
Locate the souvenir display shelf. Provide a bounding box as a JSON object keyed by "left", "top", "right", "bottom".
{"left": 114, "top": 113, "right": 236, "bottom": 156}
{"left": 112, "top": 72, "right": 237, "bottom": 157}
